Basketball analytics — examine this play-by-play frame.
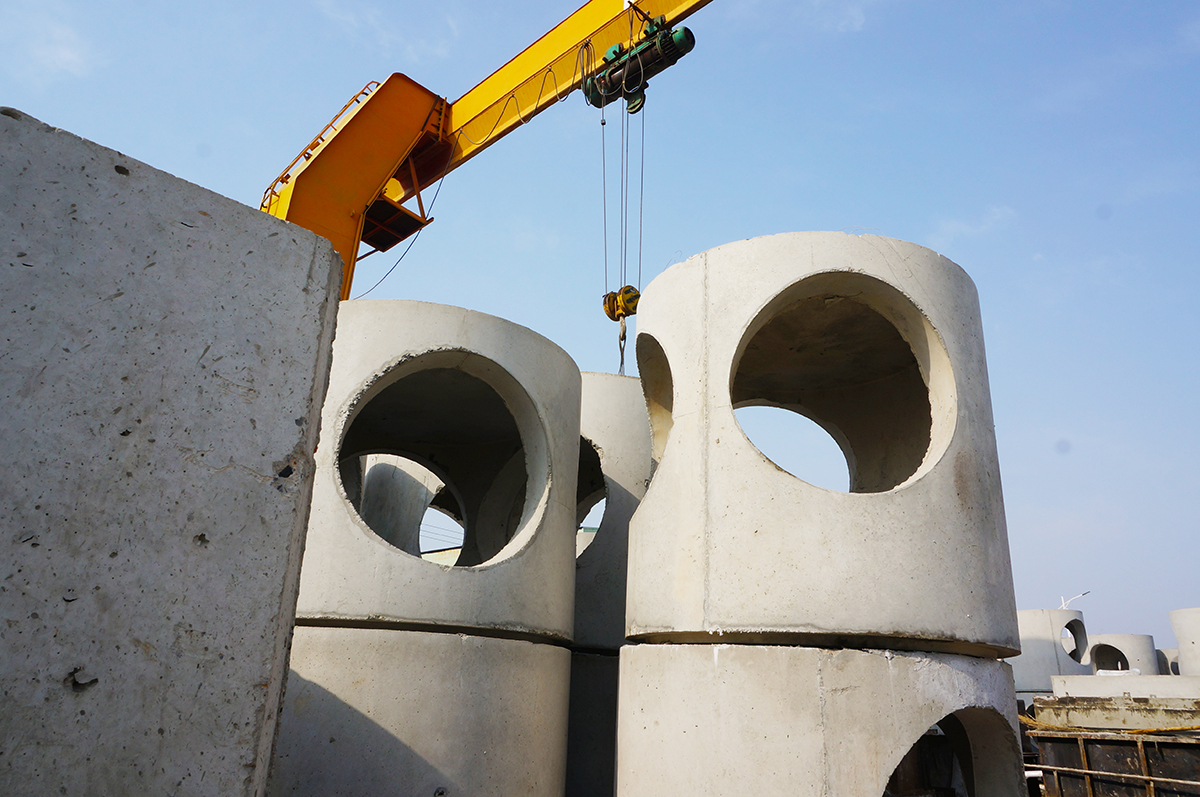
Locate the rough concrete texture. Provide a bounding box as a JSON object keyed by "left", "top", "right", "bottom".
{"left": 1051, "top": 675, "right": 1200, "bottom": 699}
{"left": 296, "top": 299, "right": 581, "bottom": 639}
{"left": 0, "top": 109, "right": 341, "bottom": 795}
{"left": 565, "top": 651, "right": 620, "bottom": 797}
{"left": 616, "top": 644, "right": 1023, "bottom": 796}
{"left": 1171, "top": 607, "right": 1200, "bottom": 676}
{"left": 1010, "top": 610, "right": 1091, "bottom": 695}
{"left": 574, "top": 372, "right": 652, "bottom": 650}
{"left": 1084, "top": 633, "right": 1160, "bottom": 674}
{"left": 271, "top": 626, "right": 570, "bottom": 796}
{"left": 628, "top": 232, "right": 1018, "bottom": 656}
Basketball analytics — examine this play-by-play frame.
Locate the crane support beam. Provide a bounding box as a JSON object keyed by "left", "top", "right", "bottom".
{"left": 263, "top": 0, "right": 713, "bottom": 298}
{"left": 447, "top": 0, "right": 714, "bottom": 171}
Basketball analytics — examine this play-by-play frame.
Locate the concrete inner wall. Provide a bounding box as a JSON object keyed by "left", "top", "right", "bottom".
{"left": 0, "top": 108, "right": 342, "bottom": 796}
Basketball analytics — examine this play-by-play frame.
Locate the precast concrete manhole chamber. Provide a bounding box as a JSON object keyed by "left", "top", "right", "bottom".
{"left": 338, "top": 351, "right": 538, "bottom": 568}
{"left": 730, "top": 270, "right": 954, "bottom": 494}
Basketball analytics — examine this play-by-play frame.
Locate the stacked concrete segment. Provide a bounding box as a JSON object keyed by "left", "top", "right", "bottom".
{"left": 0, "top": 109, "right": 342, "bottom": 796}
{"left": 627, "top": 232, "right": 1018, "bottom": 654}
{"left": 618, "top": 232, "right": 1023, "bottom": 796}
{"left": 566, "top": 373, "right": 652, "bottom": 797}
{"left": 271, "top": 300, "right": 580, "bottom": 796}
{"left": 1171, "top": 608, "right": 1200, "bottom": 676}
{"left": 1085, "top": 633, "right": 1160, "bottom": 674}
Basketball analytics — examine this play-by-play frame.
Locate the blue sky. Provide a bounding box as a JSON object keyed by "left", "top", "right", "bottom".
{"left": 3, "top": 0, "right": 1197, "bottom": 650}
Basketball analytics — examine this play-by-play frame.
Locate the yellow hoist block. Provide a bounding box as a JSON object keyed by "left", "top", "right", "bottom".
{"left": 603, "top": 285, "right": 641, "bottom": 321}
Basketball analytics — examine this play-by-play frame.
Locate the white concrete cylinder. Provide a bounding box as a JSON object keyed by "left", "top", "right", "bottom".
{"left": 1158, "top": 648, "right": 1180, "bottom": 675}
{"left": 272, "top": 626, "right": 570, "bottom": 797}
{"left": 1010, "top": 610, "right": 1091, "bottom": 695}
{"left": 1171, "top": 607, "right": 1200, "bottom": 676}
{"left": 1085, "top": 633, "right": 1160, "bottom": 675}
{"left": 616, "top": 645, "right": 1023, "bottom": 797}
{"left": 295, "top": 299, "right": 581, "bottom": 639}
{"left": 628, "top": 232, "right": 1018, "bottom": 656}
{"left": 567, "top": 373, "right": 653, "bottom": 797}
{"left": 574, "top": 372, "right": 653, "bottom": 650}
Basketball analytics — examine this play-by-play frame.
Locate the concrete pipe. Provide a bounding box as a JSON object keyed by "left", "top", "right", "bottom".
{"left": 1010, "top": 610, "right": 1091, "bottom": 698}
{"left": 1084, "top": 633, "right": 1160, "bottom": 675}
{"left": 627, "top": 232, "right": 1018, "bottom": 657}
{"left": 294, "top": 299, "right": 581, "bottom": 639}
{"left": 616, "top": 645, "right": 1023, "bottom": 797}
{"left": 1171, "top": 608, "right": 1200, "bottom": 676}
{"left": 567, "top": 373, "right": 653, "bottom": 797}
{"left": 273, "top": 626, "right": 570, "bottom": 797}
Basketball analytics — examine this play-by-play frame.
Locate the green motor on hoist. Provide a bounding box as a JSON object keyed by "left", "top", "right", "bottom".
{"left": 583, "top": 14, "right": 696, "bottom": 114}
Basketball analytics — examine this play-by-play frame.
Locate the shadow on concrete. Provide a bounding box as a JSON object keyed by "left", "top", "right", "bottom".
{"left": 269, "top": 672, "right": 460, "bottom": 796}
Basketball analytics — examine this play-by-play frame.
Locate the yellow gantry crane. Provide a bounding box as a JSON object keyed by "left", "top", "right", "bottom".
{"left": 262, "top": 0, "right": 713, "bottom": 301}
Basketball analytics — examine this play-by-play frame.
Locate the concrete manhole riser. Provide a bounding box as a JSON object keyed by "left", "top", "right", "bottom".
{"left": 615, "top": 645, "right": 1025, "bottom": 797}
{"left": 627, "top": 231, "right": 1019, "bottom": 655}
{"left": 1011, "top": 609, "right": 1092, "bottom": 699}
{"left": 295, "top": 299, "right": 581, "bottom": 639}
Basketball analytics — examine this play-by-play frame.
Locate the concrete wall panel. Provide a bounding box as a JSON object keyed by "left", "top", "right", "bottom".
{"left": 627, "top": 232, "right": 1018, "bottom": 656}
{"left": 0, "top": 109, "right": 341, "bottom": 795}
{"left": 272, "top": 626, "right": 570, "bottom": 796}
{"left": 296, "top": 300, "right": 580, "bottom": 640}
{"left": 615, "top": 644, "right": 1023, "bottom": 797}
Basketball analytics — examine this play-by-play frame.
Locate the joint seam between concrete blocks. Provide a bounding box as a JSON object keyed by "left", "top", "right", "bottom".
{"left": 701, "top": 250, "right": 712, "bottom": 629}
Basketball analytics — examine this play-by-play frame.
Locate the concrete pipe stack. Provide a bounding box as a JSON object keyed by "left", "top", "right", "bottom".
{"left": 565, "top": 373, "right": 653, "bottom": 797}
{"left": 270, "top": 300, "right": 580, "bottom": 797}
{"left": 617, "top": 232, "right": 1026, "bottom": 796}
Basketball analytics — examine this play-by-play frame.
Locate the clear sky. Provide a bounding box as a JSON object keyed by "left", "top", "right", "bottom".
{"left": 3, "top": 0, "right": 1197, "bottom": 650}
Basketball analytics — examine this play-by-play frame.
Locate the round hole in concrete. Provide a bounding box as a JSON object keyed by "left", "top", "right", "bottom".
{"left": 730, "top": 272, "right": 954, "bottom": 493}
{"left": 887, "top": 707, "right": 1015, "bottom": 796}
{"left": 1060, "top": 619, "right": 1087, "bottom": 662}
{"left": 636, "top": 333, "right": 674, "bottom": 467}
{"left": 1092, "top": 644, "right": 1130, "bottom": 672}
{"left": 732, "top": 405, "right": 849, "bottom": 492}
{"left": 575, "top": 437, "right": 605, "bottom": 556}
{"left": 338, "top": 352, "right": 543, "bottom": 567}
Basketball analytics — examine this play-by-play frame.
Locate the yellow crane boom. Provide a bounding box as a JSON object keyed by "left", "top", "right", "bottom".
{"left": 262, "top": 0, "right": 713, "bottom": 299}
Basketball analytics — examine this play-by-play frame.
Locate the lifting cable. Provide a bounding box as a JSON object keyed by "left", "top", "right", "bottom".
{"left": 601, "top": 6, "right": 649, "bottom": 374}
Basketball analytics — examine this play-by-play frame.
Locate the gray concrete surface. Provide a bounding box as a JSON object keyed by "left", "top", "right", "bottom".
{"left": 616, "top": 644, "right": 1023, "bottom": 797}
{"left": 1010, "top": 609, "right": 1091, "bottom": 696}
{"left": 295, "top": 299, "right": 581, "bottom": 640}
{"left": 574, "top": 373, "right": 652, "bottom": 650}
{"left": 1159, "top": 648, "right": 1181, "bottom": 675}
{"left": 1051, "top": 675, "right": 1200, "bottom": 699}
{"left": 627, "top": 232, "right": 1018, "bottom": 656}
{"left": 272, "top": 626, "right": 570, "bottom": 797}
{"left": 1171, "top": 607, "right": 1200, "bottom": 676}
{"left": 0, "top": 108, "right": 341, "bottom": 796}
{"left": 1084, "top": 633, "right": 1160, "bottom": 674}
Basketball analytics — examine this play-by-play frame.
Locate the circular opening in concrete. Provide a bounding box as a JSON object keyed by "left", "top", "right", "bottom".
{"left": 354, "top": 454, "right": 468, "bottom": 562}
{"left": 730, "top": 272, "right": 954, "bottom": 493}
{"left": 1092, "top": 644, "right": 1130, "bottom": 672}
{"left": 732, "top": 405, "right": 849, "bottom": 492}
{"left": 575, "top": 437, "right": 606, "bottom": 556}
{"left": 887, "top": 707, "right": 1015, "bottom": 796}
{"left": 1061, "top": 619, "right": 1087, "bottom": 662}
{"left": 338, "top": 352, "right": 541, "bottom": 567}
{"left": 635, "top": 333, "right": 674, "bottom": 467}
